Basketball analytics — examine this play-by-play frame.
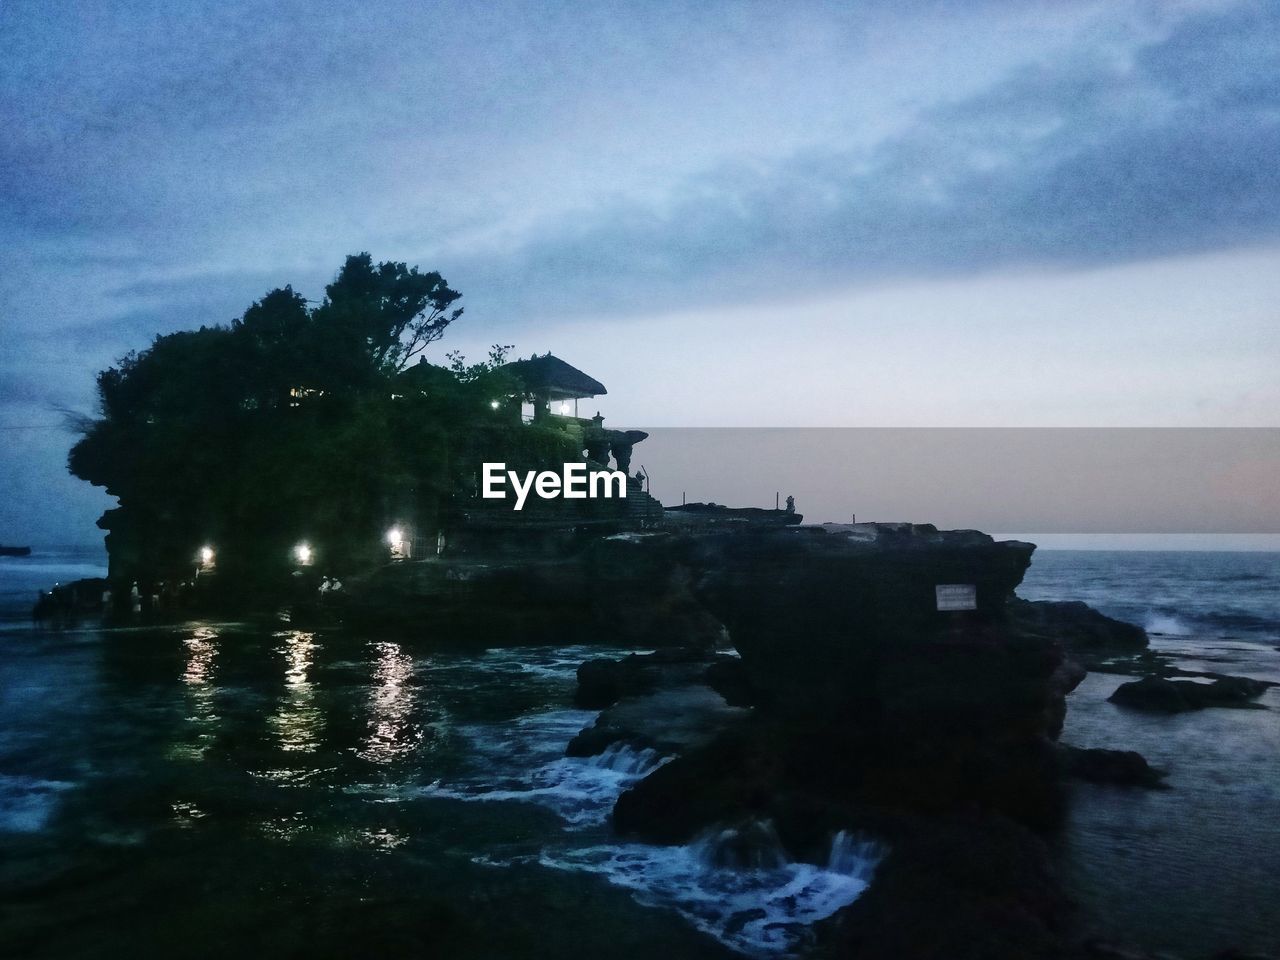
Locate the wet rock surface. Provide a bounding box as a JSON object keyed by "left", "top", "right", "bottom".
{"left": 569, "top": 684, "right": 750, "bottom": 758}
{"left": 817, "top": 812, "right": 1074, "bottom": 960}
{"left": 1108, "top": 675, "right": 1274, "bottom": 712}
{"left": 362, "top": 520, "right": 1170, "bottom": 958}
{"left": 1010, "top": 598, "right": 1149, "bottom": 651}
{"left": 562, "top": 523, "right": 1165, "bottom": 959}
{"left": 573, "top": 647, "right": 714, "bottom": 709}
{"left": 1060, "top": 745, "right": 1168, "bottom": 789}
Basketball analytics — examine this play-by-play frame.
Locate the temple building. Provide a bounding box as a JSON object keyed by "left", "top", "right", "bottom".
{"left": 502, "top": 353, "right": 606, "bottom": 423}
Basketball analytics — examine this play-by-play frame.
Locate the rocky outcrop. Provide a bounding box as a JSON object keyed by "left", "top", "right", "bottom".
{"left": 818, "top": 812, "right": 1074, "bottom": 960}
{"left": 569, "top": 684, "right": 749, "bottom": 759}
{"left": 595, "top": 523, "right": 1141, "bottom": 958}
{"left": 663, "top": 502, "right": 803, "bottom": 528}
{"left": 1108, "top": 675, "right": 1273, "bottom": 712}
{"left": 1059, "top": 746, "right": 1168, "bottom": 788}
{"left": 343, "top": 532, "right": 723, "bottom": 648}
{"left": 573, "top": 648, "right": 717, "bottom": 709}
{"left": 591, "top": 524, "right": 1124, "bottom": 836}
{"left": 688, "top": 524, "right": 1042, "bottom": 719}
{"left": 1009, "top": 598, "right": 1148, "bottom": 651}
{"left": 702, "top": 657, "right": 755, "bottom": 707}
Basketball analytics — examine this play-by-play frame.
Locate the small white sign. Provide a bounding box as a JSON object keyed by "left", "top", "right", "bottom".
{"left": 936, "top": 584, "right": 977, "bottom": 611}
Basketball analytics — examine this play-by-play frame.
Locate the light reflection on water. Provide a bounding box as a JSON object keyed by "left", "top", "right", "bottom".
{"left": 357, "top": 640, "right": 421, "bottom": 764}
{"left": 269, "top": 630, "right": 323, "bottom": 754}
{"left": 170, "top": 625, "right": 221, "bottom": 761}
{"left": 182, "top": 626, "right": 218, "bottom": 688}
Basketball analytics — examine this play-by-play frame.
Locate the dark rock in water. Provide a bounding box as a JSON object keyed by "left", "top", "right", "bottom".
{"left": 574, "top": 647, "right": 714, "bottom": 709}
{"left": 571, "top": 685, "right": 749, "bottom": 759}
{"left": 32, "top": 576, "right": 109, "bottom": 622}
{"left": 1046, "top": 657, "right": 1089, "bottom": 740}
{"left": 661, "top": 524, "right": 1082, "bottom": 829}
{"left": 1108, "top": 675, "right": 1273, "bottom": 712}
{"left": 1059, "top": 745, "right": 1167, "bottom": 789}
{"left": 1008, "top": 598, "right": 1147, "bottom": 651}
{"left": 613, "top": 724, "right": 782, "bottom": 844}
{"left": 688, "top": 524, "right": 1042, "bottom": 721}
{"left": 601, "top": 523, "right": 1115, "bottom": 860}
{"left": 575, "top": 657, "right": 660, "bottom": 709}
{"left": 702, "top": 657, "right": 756, "bottom": 707}
{"left": 344, "top": 532, "right": 725, "bottom": 649}
{"left": 820, "top": 813, "right": 1073, "bottom": 960}
{"left": 564, "top": 521, "right": 1142, "bottom": 957}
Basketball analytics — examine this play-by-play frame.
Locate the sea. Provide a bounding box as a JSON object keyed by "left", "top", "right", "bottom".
{"left": 1, "top": 546, "right": 1277, "bottom": 957}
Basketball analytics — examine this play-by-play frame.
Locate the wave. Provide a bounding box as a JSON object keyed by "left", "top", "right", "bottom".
{"left": 1144, "top": 614, "right": 1193, "bottom": 637}
{"left": 415, "top": 716, "right": 668, "bottom": 827}
{"left": 541, "top": 822, "right": 885, "bottom": 957}
{"left": 0, "top": 774, "right": 76, "bottom": 833}
{"left": 1142, "top": 609, "right": 1279, "bottom": 639}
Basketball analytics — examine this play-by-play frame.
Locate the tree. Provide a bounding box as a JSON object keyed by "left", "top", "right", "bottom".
{"left": 312, "top": 253, "right": 463, "bottom": 382}
{"left": 68, "top": 254, "right": 475, "bottom": 584}
{"left": 231, "top": 286, "right": 312, "bottom": 409}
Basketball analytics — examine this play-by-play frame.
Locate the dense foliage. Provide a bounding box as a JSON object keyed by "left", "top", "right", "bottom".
{"left": 69, "top": 254, "right": 574, "bottom": 582}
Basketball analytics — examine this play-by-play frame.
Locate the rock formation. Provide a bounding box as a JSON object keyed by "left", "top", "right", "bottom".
{"left": 1108, "top": 675, "right": 1273, "bottom": 712}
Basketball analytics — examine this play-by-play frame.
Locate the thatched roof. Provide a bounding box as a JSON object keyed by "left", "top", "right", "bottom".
{"left": 502, "top": 354, "right": 607, "bottom": 399}
{"left": 396, "top": 359, "right": 457, "bottom": 389}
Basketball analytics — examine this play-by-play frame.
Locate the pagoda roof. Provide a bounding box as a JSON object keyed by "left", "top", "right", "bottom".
{"left": 502, "top": 354, "right": 607, "bottom": 399}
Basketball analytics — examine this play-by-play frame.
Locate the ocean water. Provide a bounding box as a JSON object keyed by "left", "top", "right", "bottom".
{"left": 0, "top": 548, "right": 875, "bottom": 959}
{"left": 0, "top": 545, "right": 108, "bottom": 624}
{"left": 1, "top": 547, "right": 1276, "bottom": 957}
{"left": 1020, "top": 550, "right": 1280, "bottom": 957}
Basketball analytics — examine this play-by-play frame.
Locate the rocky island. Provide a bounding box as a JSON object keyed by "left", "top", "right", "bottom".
{"left": 30, "top": 255, "right": 1274, "bottom": 960}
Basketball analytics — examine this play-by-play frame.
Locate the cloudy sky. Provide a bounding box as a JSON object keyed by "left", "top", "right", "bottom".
{"left": 2, "top": 0, "right": 1278, "bottom": 543}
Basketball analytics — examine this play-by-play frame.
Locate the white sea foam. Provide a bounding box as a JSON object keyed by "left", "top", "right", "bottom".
{"left": 396, "top": 658, "right": 885, "bottom": 952}
{"left": 1144, "top": 613, "right": 1193, "bottom": 636}
{"left": 419, "top": 732, "right": 669, "bottom": 827}
{"left": 541, "top": 823, "right": 885, "bottom": 957}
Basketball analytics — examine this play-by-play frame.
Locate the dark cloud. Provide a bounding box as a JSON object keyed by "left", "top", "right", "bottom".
{"left": 3, "top": 0, "right": 1278, "bottom": 543}
{"left": 448, "top": 2, "right": 1280, "bottom": 319}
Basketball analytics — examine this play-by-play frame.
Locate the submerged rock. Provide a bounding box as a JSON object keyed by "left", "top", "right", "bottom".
{"left": 1108, "top": 675, "right": 1273, "bottom": 713}
{"left": 1059, "top": 746, "right": 1168, "bottom": 789}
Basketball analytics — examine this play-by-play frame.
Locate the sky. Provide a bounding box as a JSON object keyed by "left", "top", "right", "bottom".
{"left": 2, "top": 0, "right": 1279, "bottom": 545}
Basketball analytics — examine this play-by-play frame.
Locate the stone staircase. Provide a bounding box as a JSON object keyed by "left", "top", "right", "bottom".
{"left": 624, "top": 478, "right": 665, "bottom": 526}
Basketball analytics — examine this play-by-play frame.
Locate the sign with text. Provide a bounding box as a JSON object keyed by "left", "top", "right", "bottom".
{"left": 935, "top": 584, "right": 977, "bottom": 611}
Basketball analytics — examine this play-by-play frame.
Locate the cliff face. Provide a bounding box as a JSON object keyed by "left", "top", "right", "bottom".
{"left": 341, "top": 531, "right": 725, "bottom": 648}
{"left": 602, "top": 525, "right": 1095, "bottom": 959}
{"left": 689, "top": 524, "right": 1041, "bottom": 722}
{"left": 349, "top": 525, "right": 1087, "bottom": 790}
{"left": 608, "top": 524, "right": 1084, "bottom": 837}
{"left": 345, "top": 520, "right": 1147, "bottom": 957}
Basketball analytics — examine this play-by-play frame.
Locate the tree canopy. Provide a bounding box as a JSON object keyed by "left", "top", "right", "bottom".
{"left": 68, "top": 254, "right": 573, "bottom": 584}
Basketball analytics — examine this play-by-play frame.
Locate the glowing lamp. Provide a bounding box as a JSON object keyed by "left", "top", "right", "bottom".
{"left": 199, "top": 546, "right": 214, "bottom": 564}
{"left": 386, "top": 527, "right": 403, "bottom": 546}
{"left": 559, "top": 401, "right": 571, "bottom": 415}
{"left": 489, "top": 400, "right": 500, "bottom": 410}
{"left": 294, "top": 542, "right": 313, "bottom": 565}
